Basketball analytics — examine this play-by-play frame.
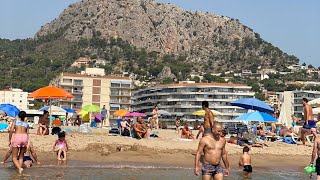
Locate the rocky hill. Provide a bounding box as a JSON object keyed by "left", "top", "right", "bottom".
{"left": 0, "top": 0, "right": 301, "bottom": 91}
{"left": 35, "top": 0, "right": 299, "bottom": 71}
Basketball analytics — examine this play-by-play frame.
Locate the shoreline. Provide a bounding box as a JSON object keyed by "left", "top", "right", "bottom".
{"left": 0, "top": 129, "right": 313, "bottom": 172}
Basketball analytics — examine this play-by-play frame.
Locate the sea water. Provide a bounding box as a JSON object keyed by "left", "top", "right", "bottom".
{"left": 0, "top": 161, "right": 311, "bottom": 180}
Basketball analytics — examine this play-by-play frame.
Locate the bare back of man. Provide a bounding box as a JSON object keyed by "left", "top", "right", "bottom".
{"left": 203, "top": 109, "right": 214, "bottom": 134}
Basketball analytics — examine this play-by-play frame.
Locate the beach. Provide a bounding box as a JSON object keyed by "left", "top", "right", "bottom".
{"left": 0, "top": 128, "right": 313, "bottom": 170}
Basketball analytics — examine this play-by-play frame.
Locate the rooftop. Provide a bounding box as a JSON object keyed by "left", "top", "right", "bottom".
{"left": 62, "top": 73, "right": 130, "bottom": 80}
{"left": 158, "top": 82, "right": 250, "bottom": 87}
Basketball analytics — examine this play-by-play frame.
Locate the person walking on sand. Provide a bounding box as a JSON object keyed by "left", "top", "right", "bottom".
{"left": 101, "top": 105, "right": 107, "bottom": 127}
{"left": 194, "top": 123, "right": 230, "bottom": 179}
{"left": 10, "top": 111, "right": 29, "bottom": 174}
{"left": 239, "top": 146, "right": 252, "bottom": 179}
{"left": 152, "top": 105, "right": 159, "bottom": 130}
{"left": 202, "top": 101, "right": 215, "bottom": 135}
{"left": 301, "top": 98, "right": 317, "bottom": 145}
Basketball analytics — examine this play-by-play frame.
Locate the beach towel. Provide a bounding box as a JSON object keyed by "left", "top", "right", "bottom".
{"left": 283, "top": 137, "right": 296, "bottom": 144}
{"left": 0, "top": 123, "right": 9, "bottom": 131}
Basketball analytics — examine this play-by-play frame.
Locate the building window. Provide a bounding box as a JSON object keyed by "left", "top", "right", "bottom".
{"left": 93, "top": 79, "right": 101, "bottom": 86}
{"left": 92, "top": 87, "right": 101, "bottom": 94}
{"left": 111, "top": 83, "right": 120, "bottom": 87}
{"left": 63, "top": 78, "right": 72, "bottom": 84}
{"left": 92, "top": 95, "right": 100, "bottom": 102}
{"left": 74, "top": 80, "right": 83, "bottom": 86}
{"left": 20, "top": 94, "right": 23, "bottom": 98}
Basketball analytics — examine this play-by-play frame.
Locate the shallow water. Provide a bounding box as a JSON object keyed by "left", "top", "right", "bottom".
{"left": 0, "top": 161, "right": 312, "bottom": 180}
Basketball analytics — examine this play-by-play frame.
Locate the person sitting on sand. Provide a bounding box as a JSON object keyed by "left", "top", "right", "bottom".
{"left": 1, "top": 140, "right": 40, "bottom": 167}
{"left": 37, "top": 110, "right": 49, "bottom": 135}
{"left": 133, "top": 116, "right": 149, "bottom": 139}
{"left": 120, "top": 116, "right": 131, "bottom": 136}
{"left": 181, "top": 123, "right": 195, "bottom": 139}
{"left": 196, "top": 123, "right": 205, "bottom": 139}
{"left": 239, "top": 146, "right": 252, "bottom": 179}
{"left": 53, "top": 131, "right": 68, "bottom": 161}
{"left": 227, "top": 133, "right": 266, "bottom": 148}
{"left": 175, "top": 117, "right": 181, "bottom": 134}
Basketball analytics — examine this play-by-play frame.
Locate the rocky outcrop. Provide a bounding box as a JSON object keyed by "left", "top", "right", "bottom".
{"left": 157, "top": 66, "right": 176, "bottom": 80}
{"left": 35, "top": 0, "right": 299, "bottom": 71}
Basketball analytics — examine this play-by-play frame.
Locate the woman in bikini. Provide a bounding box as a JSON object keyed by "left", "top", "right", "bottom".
{"left": 10, "top": 111, "right": 29, "bottom": 174}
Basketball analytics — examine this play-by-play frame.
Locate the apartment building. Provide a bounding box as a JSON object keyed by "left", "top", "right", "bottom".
{"left": 0, "top": 88, "right": 29, "bottom": 110}
{"left": 50, "top": 68, "right": 132, "bottom": 125}
{"left": 132, "top": 82, "right": 255, "bottom": 121}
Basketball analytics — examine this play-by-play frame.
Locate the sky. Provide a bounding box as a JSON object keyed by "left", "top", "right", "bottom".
{"left": 0, "top": 0, "right": 319, "bottom": 67}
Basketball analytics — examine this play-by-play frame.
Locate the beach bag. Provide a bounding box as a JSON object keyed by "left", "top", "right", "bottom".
{"left": 121, "top": 128, "right": 130, "bottom": 136}
{"left": 109, "top": 128, "right": 119, "bottom": 134}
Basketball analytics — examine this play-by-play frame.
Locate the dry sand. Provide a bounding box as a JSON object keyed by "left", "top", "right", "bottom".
{"left": 0, "top": 128, "right": 313, "bottom": 169}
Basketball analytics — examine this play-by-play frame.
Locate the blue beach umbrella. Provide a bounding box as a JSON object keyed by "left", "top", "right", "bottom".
{"left": 234, "top": 112, "right": 277, "bottom": 122}
{"left": 0, "top": 104, "right": 20, "bottom": 118}
{"left": 230, "top": 98, "right": 274, "bottom": 113}
{"left": 63, "top": 108, "right": 76, "bottom": 114}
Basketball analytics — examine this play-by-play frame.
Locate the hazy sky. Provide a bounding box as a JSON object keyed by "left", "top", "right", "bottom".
{"left": 0, "top": 0, "right": 319, "bottom": 67}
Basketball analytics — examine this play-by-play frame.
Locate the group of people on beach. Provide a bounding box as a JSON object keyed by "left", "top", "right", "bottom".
{"left": 1, "top": 110, "right": 70, "bottom": 174}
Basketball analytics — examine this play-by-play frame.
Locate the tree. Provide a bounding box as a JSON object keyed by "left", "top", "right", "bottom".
{"left": 202, "top": 74, "right": 226, "bottom": 83}
{"left": 308, "top": 64, "right": 314, "bottom": 69}
{"left": 161, "top": 77, "right": 174, "bottom": 84}
{"left": 302, "top": 62, "right": 307, "bottom": 66}
{"left": 254, "top": 92, "right": 266, "bottom": 101}
{"left": 191, "top": 76, "right": 200, "bottom": 83}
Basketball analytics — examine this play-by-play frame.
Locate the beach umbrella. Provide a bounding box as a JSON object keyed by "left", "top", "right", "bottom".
{"left": 82, "top": 105, "right": 101, "bottom": 113}
{"left": 81, "top": 105, "right": 101, "bottom": 123}
{"left": 30, "top": 86, "right": 74, "bottom": 126}
{"left": 94, "top": 113, "right": 102, "bottom": 122}
{"left": 0, "top": 104, "right": 20, "bottom": 118}
{"left": 64, "top": 108, "right": 76, "bottom": 114}
{"left": 113, "top": 109, "right": 130, "bottom": 117}
{"left": 230, "top": 98, "right": 274, "bottom": 113}
{"left": 313, "top": 107, "right": 320, "bottom": 115}
{"left": 39, "top": 106, "right": 66, "bottom": 113}
{"left": 309, "top": 98, "right": 320, "bottom": 107}
{"left": 157, "top": 110, "right": 171, "bottom": 116}
{"left": 29, "top": 86, "right": 74, "bottom": 99}
{"left": 192, "top": 109, "right": 222, "bottom": 116}
{"left": 123, "top": 112, "right": 146, "bottom": 117}
{"left": 78, "top": 110, "right": 89, "bottom": 116}
{"left": 234, "top": 112, "right": 277, "bottom": 122}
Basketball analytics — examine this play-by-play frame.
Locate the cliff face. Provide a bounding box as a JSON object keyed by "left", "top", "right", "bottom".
{"left": 35, "top": 0, "right": 299, "bottom": 71}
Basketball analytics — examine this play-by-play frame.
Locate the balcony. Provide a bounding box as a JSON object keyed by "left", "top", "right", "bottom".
{"left": 73, "top": 90, "right": 83, "bottom": 94}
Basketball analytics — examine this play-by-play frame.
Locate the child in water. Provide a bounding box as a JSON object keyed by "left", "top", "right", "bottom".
{"left": 239, "top": 146, "right": 252, "bottom": 178}
{"left": 53, "top": 131, "right": 68, "bottom": 161}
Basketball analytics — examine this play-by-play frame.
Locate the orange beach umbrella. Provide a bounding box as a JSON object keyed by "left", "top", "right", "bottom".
{"left": 113, "top": 109, "right": 130, "bottom": 117}
{"left": 29, "top": 86, "right": 74, "bottom": 99}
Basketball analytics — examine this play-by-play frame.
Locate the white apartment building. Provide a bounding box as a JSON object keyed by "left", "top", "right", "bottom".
{"left": 50, "top": 68, "right": 132, "bottom": 125}
{"left": 0, "top": 88, "right": 29, "bottom": 110}
{"left": 132, "top": 82, "right": 255, "bottom": 121}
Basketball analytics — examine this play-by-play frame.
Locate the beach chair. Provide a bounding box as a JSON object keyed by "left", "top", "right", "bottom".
{"left": 306, "top": 134, "right": 315, "bottom": 143}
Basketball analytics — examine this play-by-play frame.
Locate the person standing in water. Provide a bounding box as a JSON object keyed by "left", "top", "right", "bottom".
{"left": 10, "top": 111, "right": 29, "bottom": 174}
{"left": 194, "top": 123, "right": 230, "bottom": 179}
{"left": 310, "top": 136, "right": 320, "bottom": 180}
{"left": 239, "top": 146, "right": 252, "bottom": 178}
{"left": 202, "top": 101, "right": 215, "bottom": 135}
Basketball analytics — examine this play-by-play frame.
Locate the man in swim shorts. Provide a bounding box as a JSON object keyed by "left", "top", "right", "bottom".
{"left": 301, "top": 98, "right": 317, "bottom": 145}
{"left": 194, "top": 123, "right": 230, "bottom": 179}
{"left": 310, "top": 135, "right": 320, "bottom": 179}
{"left": 202, "top": 101, "right": 214, "bottom": 135}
